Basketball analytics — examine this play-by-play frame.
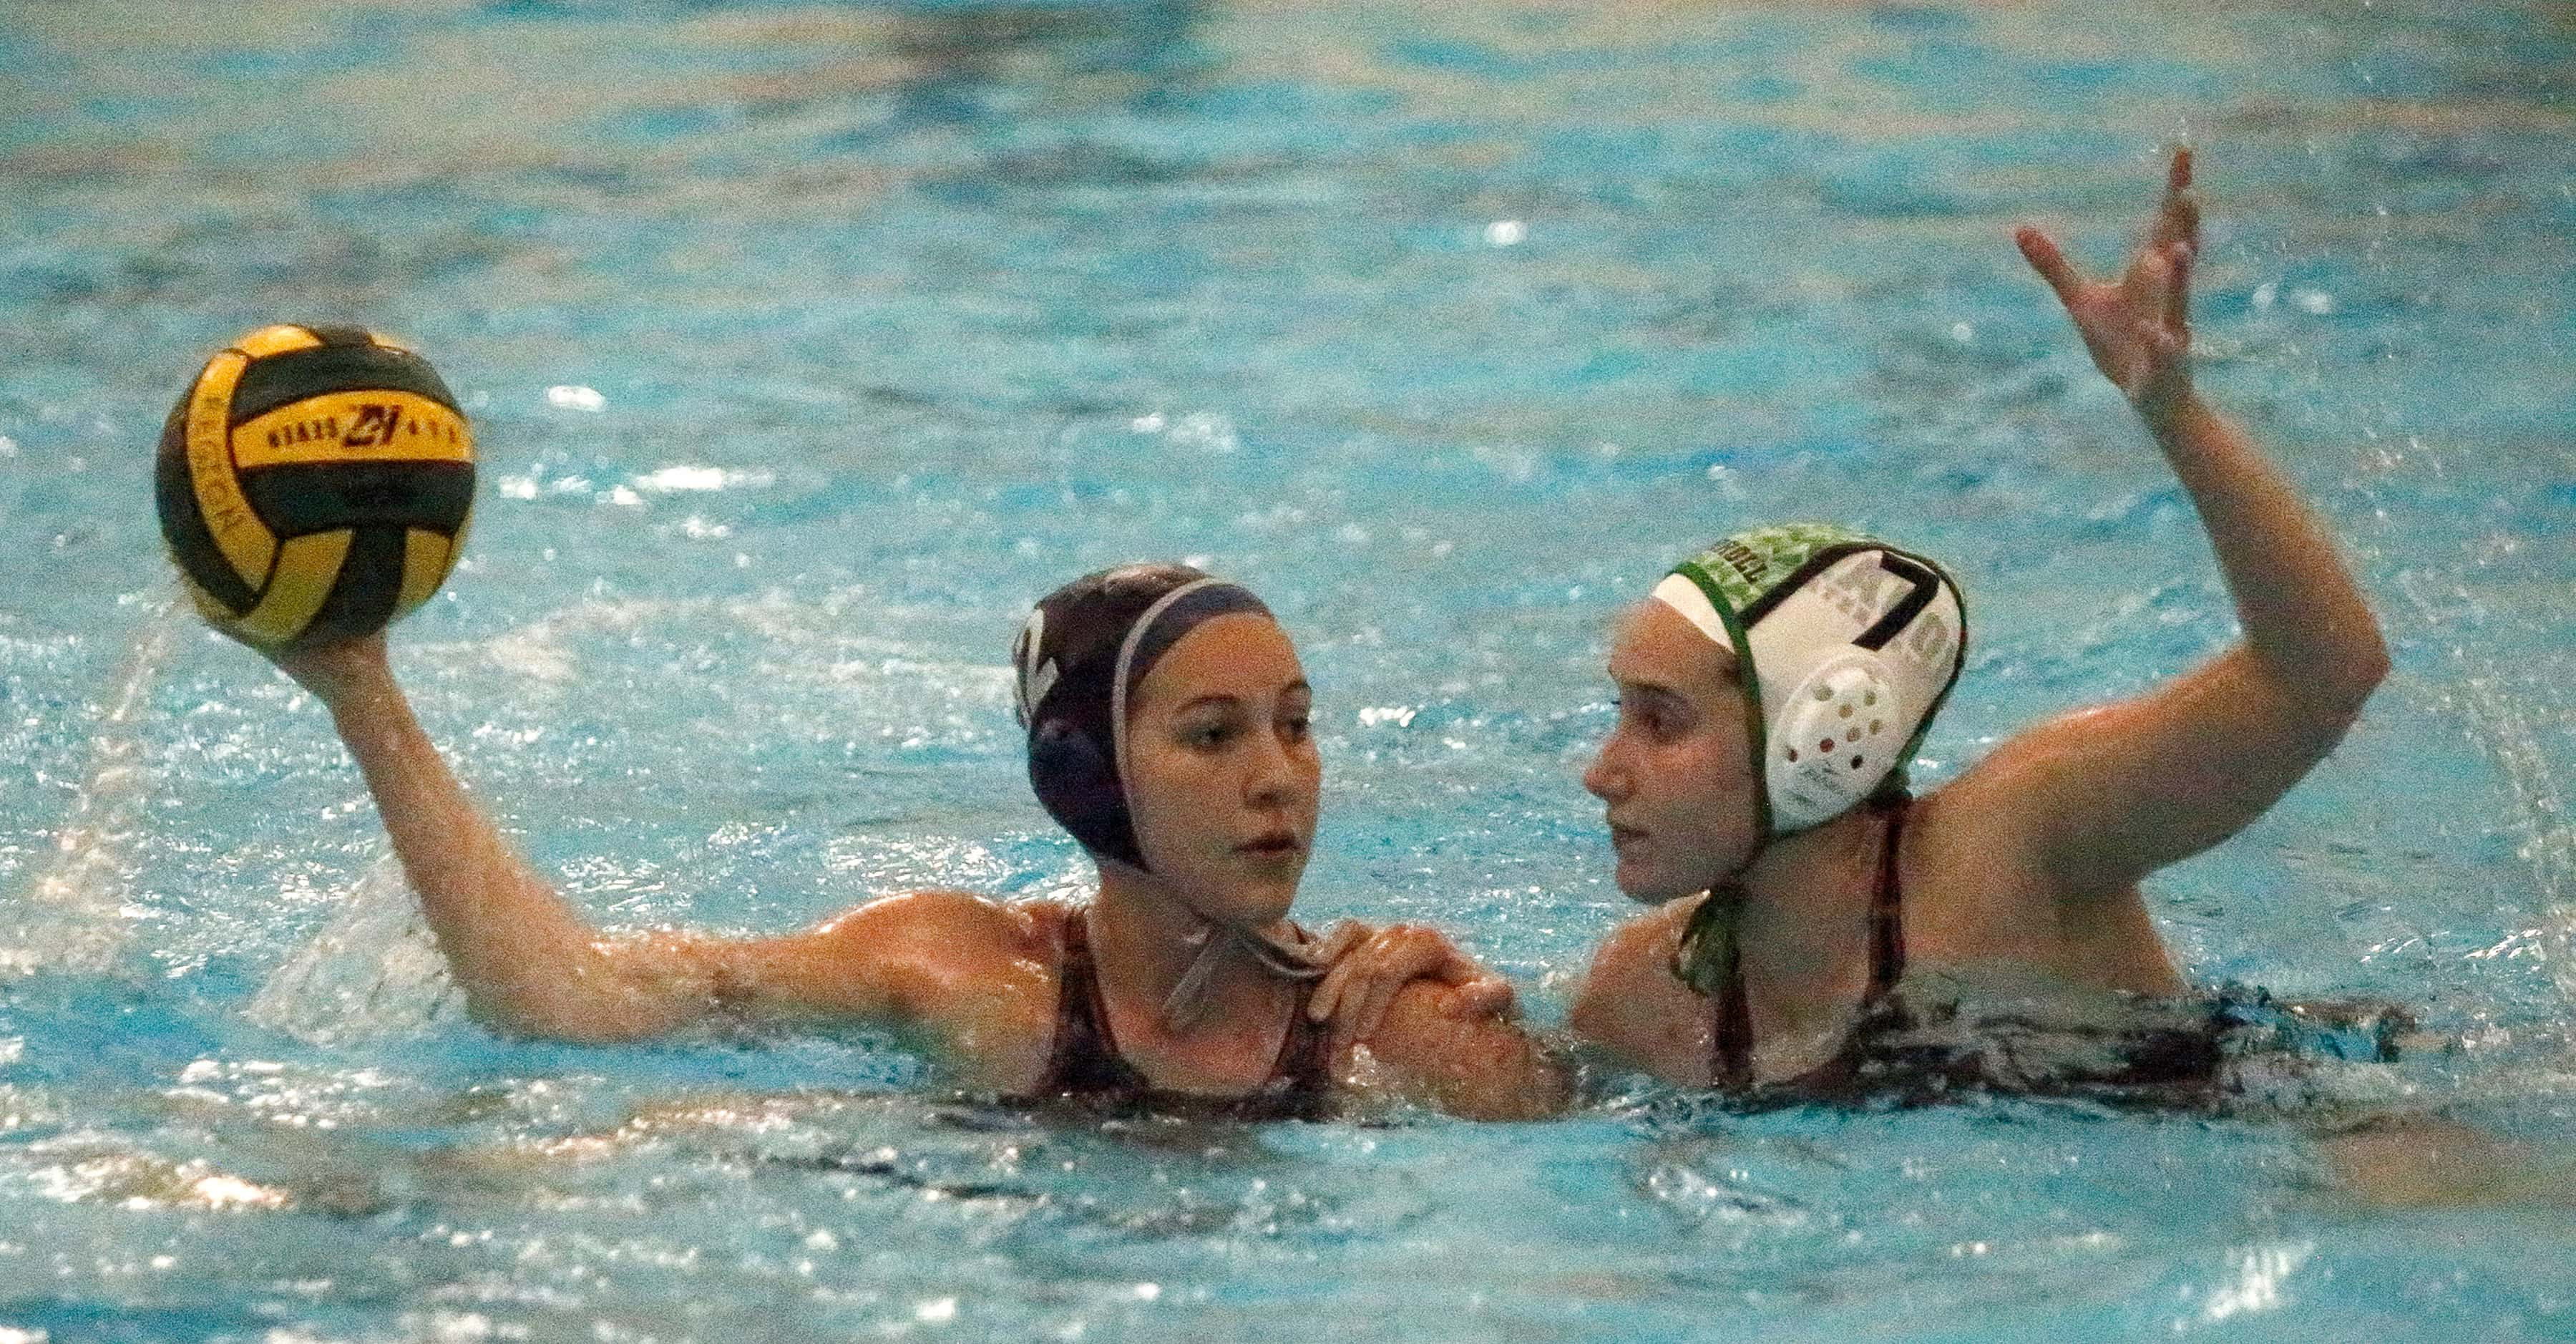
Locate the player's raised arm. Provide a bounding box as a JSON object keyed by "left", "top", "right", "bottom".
{"left": 1958, "top": 150, "right": 2389, "bottom": 899}
{"left": 268, "top": 636, "right": 727, "bottom": 1041}
{"left": 280, "top": 635, "right": 1549, "bottom": 1102}
{"left": 272, "top": 636, "right": 1060, "bottom": 1065}
{"left": 156, "top": 325, "right": 997, "bottom": 1048}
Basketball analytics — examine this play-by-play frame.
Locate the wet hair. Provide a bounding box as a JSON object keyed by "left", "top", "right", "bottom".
{"left": 1011, "top": 564, "right": 1273, "bottom": 870}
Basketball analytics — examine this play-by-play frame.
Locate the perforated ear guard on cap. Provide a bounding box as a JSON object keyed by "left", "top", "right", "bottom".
{"left": 1766, "top": 651, "right": 1903, "bottom": 830}
{"left": 1658, "top": 525, "right": 1967, "bottom": 836}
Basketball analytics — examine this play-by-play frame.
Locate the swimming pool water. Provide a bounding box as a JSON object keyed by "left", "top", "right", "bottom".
{"left": 4, "top": 1, "right": 2575, "bottom": 1338}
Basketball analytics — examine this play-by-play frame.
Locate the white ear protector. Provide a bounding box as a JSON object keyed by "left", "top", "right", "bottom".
{"left": 1766, "top": 651, "right": 1903, "bottom": 830}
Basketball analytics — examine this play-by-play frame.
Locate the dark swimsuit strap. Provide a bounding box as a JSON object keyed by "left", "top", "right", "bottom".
{"left": 1868, "top": 799, "right": 1909, "bottom": 998}
{"left": 1040, "top": 907, "right": 1151, "bottom": 1099}
{"left": 1710, "top": 798, "right": 1910, "bottom": 1089}
{"left": 1038, "top": 909, "right": 1332, "bottom": 1110}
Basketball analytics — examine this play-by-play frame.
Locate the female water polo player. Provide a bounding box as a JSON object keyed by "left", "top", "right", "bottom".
{"left": 1571, "top": 150, "right": 2393, "bottom": 1094}
{"left": 256, "top": 565, "right": 1567, "bottom": 1119}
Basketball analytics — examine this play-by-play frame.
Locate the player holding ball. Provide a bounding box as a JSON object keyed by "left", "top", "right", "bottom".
{"left": 157, "top": 323, "right": 474, "bottom": 651}
{"left": 162, "top": 326, "right": 1561, "bottom": 1119}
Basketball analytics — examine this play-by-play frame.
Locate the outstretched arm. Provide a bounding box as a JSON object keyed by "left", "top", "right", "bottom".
{"left": 270, "top": 636, "right": 1043, "bottom": 1063}
{"left": 275, "top": 635, "right": 715, "bottom": 1041}
{"left": 1954, "top": 150, "right": 2389, "bottom": 898}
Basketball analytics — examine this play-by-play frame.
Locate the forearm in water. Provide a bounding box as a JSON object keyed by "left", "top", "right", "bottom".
{"left": 324, "top": 668, "right": 703, "bottom": 1041}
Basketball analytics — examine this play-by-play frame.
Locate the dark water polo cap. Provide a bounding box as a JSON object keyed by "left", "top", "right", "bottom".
{"left": 1013, "top": 564, "right": 1272, "bottom": 870}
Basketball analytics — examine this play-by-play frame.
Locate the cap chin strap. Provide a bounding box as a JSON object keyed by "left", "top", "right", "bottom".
{"left": 1158, "top": 917, "right": 1327, "bottom": 1034}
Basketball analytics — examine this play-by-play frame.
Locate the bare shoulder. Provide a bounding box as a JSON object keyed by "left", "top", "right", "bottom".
{"left": 1572, "top": 897, "right": 1696, "bottom": 1020}
{"left": 1902, "top": 782, "right": 2188, "bottom": 995}
{"left": 1607, "top": 895, "right": 1696, "bottom": 958}
{"left": 1568, "top": 898, "right": 1712, "bottom": 1086}
{"left": 1351, "top": 979, "right": 1569, "bottom": 1121}
{"left": 806, "top": 890, "right": 1061, "bottom": 964}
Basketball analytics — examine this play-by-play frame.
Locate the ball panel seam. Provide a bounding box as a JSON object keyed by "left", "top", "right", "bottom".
{"left": 182, "top": 350, "right": 278, "bottom": 590}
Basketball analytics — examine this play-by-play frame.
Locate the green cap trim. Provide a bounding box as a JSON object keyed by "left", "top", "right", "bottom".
{"left": 1672, "top": 522, "right": 1876, "bottom": 620}
{"left": 1668, "top": 557, "right": 1774, "bottom": 842}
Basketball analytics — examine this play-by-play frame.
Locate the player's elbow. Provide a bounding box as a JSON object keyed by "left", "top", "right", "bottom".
{"left": 2310, "top": 620, "right": 2389, "bottom": 736}
{"left": 2329, "top": 596, "right": 2391, "bottom": 705}
{"left": 2246, "top": 612, "right": 2388, "bottom": 732}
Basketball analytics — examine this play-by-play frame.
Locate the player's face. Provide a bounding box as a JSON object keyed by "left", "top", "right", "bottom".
{"left": 1123, "top": 614, "right": 1321, "bottom": 926}
{"left": 1585, "top": 603, "right": 1761, "bottom": 900}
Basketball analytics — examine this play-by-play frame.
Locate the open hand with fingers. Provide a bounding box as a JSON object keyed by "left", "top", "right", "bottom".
{"left": 2017, "top": 147, "right": 2202, "bottom": 423}
{"left": 1304, "top": 920, "right": 1518, "bottom": 1058}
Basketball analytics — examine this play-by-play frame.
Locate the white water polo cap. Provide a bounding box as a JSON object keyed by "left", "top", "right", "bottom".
{"left": 1650, "top": 523, "right": 1968, "bottom": 834}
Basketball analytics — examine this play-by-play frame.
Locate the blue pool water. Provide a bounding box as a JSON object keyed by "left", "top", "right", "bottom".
{"left": 5, "top": 0, "right": 2575, "bottom": 1338}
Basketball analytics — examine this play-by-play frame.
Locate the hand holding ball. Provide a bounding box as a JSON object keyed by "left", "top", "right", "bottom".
{"left": 155, "top": 324, "right": 476, "bottom": 650}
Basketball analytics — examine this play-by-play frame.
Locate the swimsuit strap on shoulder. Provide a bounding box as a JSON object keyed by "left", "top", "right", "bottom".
{"left": 1036, "top": 907, "right": 1151, "bottom": 1100}
{"left": 1702, "top": 887, "right": 1756, "bottom": 1090}
{"left": 1033, "top": 908, "right": 1090, "bottom": 1093}
{"left": 1868, "top": 796, "right": 1911, "bottom": 998}
{"left": 1707, "top": 796, "right": 1911, "bottom": 1091}
{"left": 1037, "top": 909, "right": 1328, "bottom": 1116}
{"left": 1712, "top": 935, "right": 1755, "bottom": 1090}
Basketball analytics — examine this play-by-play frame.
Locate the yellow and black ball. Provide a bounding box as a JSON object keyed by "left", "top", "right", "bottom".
{"left": 155, "top": 323, "right": 476, "bottom": 650}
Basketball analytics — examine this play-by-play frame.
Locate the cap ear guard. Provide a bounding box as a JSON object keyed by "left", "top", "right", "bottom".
{"left": 1765, "top": 653, "right": 1903, "bottom": 830}
{"left": 1028, "top": 719, "right": 1142, "bottom": 869}
{"left": 1745, "top": 546, "right": 1964, "bottom": 831}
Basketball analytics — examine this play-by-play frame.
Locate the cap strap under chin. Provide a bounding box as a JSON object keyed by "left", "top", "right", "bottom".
{"left": 1160, "top": 921, "right": 1327, "bottom": 1033}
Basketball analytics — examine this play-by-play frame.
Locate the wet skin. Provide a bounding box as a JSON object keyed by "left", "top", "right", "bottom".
{"left": 1584, "top": 602, "right": 1760, "bottom": 902}
{"left": 1569, "top": 152, "right": 2388, "bottom": 1089}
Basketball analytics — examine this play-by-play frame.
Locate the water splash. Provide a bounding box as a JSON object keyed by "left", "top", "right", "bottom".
{"left": 0, "top": 592, "right": 180, "bottom": 979}
{"left": 244, "top": 855, "right": 459, "bottom": 1045}
{"left": 2390, "top": 564, "right": 2576, "bottom": 1006}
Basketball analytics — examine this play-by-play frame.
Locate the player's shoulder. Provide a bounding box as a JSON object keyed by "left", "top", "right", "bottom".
{"left": 1570, "top": 896, "right": 1705, "bottom": 1050}
{"left": 1599, "top": 895, "right": 1698, "bottom": 966}
{"left": 809, "top": 890, "right": 1066, "bottom": 963}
